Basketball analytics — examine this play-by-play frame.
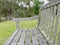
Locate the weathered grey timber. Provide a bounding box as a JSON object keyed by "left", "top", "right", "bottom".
{"left": 4, "top": 30, "right": 19, "bottom": 45}
{"left": 13, "top": 16, "right": 38, "bottom": 21}
{"left": 39, "top": 0, "right": 60, "bottom": 45}
{"left": 11, "top": 30, "right": 22, "bottom": 45}
{"left": 4, "top": 0, "right": 60, "bottom": 45}
{"left": 4, "top": 28, "right": 48, "bottom": 45}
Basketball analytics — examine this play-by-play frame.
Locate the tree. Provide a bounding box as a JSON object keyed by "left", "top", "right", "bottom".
{"left": 0, "top": 0, "right": 20, "bottom": 20}
{"left": 0, "top": 0, "right": 44, "bottom": 21}
{"left": 33, "top": 0, "right": 43, "bottom": 15}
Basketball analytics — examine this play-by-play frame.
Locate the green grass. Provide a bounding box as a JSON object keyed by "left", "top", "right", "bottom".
{"left": 0, "top": 21, "right": 16, "bottom": 45}
{"left": 0, "top": 20, "right": 38, "bottom": 45}
{"left": 20, "top": 20, "right": 38, "bottom": 28}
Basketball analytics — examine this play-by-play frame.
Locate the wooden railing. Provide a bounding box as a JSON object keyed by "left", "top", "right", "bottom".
{"left": 39, "top": 0, "right": 60, "bottom": 45}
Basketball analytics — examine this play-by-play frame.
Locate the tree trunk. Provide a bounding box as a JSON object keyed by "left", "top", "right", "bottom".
{"left": 0, "top": 17, "right": 2, "bottom": 22}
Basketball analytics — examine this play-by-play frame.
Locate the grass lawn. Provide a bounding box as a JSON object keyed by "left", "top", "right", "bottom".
{"left": 0, "top": 20, "right": 38, "bottom": 45}
{"left": 0, "top": 21, "right": 16, "bottom": 45}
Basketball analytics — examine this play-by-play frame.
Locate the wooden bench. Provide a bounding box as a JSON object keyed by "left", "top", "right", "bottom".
{"left": 4, "top": 0, "right": 60, "bottom": 45}
{"left": 4, "top": 16, "right": 47, "bottom": 45}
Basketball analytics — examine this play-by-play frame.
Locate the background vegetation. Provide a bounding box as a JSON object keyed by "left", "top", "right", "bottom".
{"left": 0, "top": 0, "right": 43, "bottom": 45}
{"left": 0, "top": 0, "right": 43, "bottom": 22}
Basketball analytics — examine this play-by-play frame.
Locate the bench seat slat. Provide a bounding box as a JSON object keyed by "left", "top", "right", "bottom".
{"left": 25, "top": 30, "right": 32, "bottom": 45}
{"left": 36, "top": 30, "right": 47, "bottom": 45}
{"left": 32, "top": 37, "right": 38, "bottom": 45}
{"left": 11, "top": 30, "right": 22, "bottom": 45}
{"left": 4, "top": 30, "right": 19, "bottom": 45}
{"left": 18, "top": 30, "right": 26, "bottom": 45}
{"left": 32, "top": 29, "right": 39, "bottom": 45}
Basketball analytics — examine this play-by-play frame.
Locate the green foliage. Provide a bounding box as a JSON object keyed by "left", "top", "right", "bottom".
{"left": 33, "top": 0, "right": 43, "bottom": 15}
{"left": 0, "top": 0, "right": 20, "bottom": 20}
{"left": 0, "top": 0, "right": 43, "bottom": 21}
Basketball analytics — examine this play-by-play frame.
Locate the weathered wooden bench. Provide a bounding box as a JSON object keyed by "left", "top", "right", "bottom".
{"left": 4, "top": 0, "right": 60, "bottom": 45}
{"left": 4, "top": 16, "right": 47, "bottom": 45}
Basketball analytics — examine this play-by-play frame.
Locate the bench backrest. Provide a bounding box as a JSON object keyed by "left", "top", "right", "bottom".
{"left": 39, "top": 0, "right": 60, "bottom": 45}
